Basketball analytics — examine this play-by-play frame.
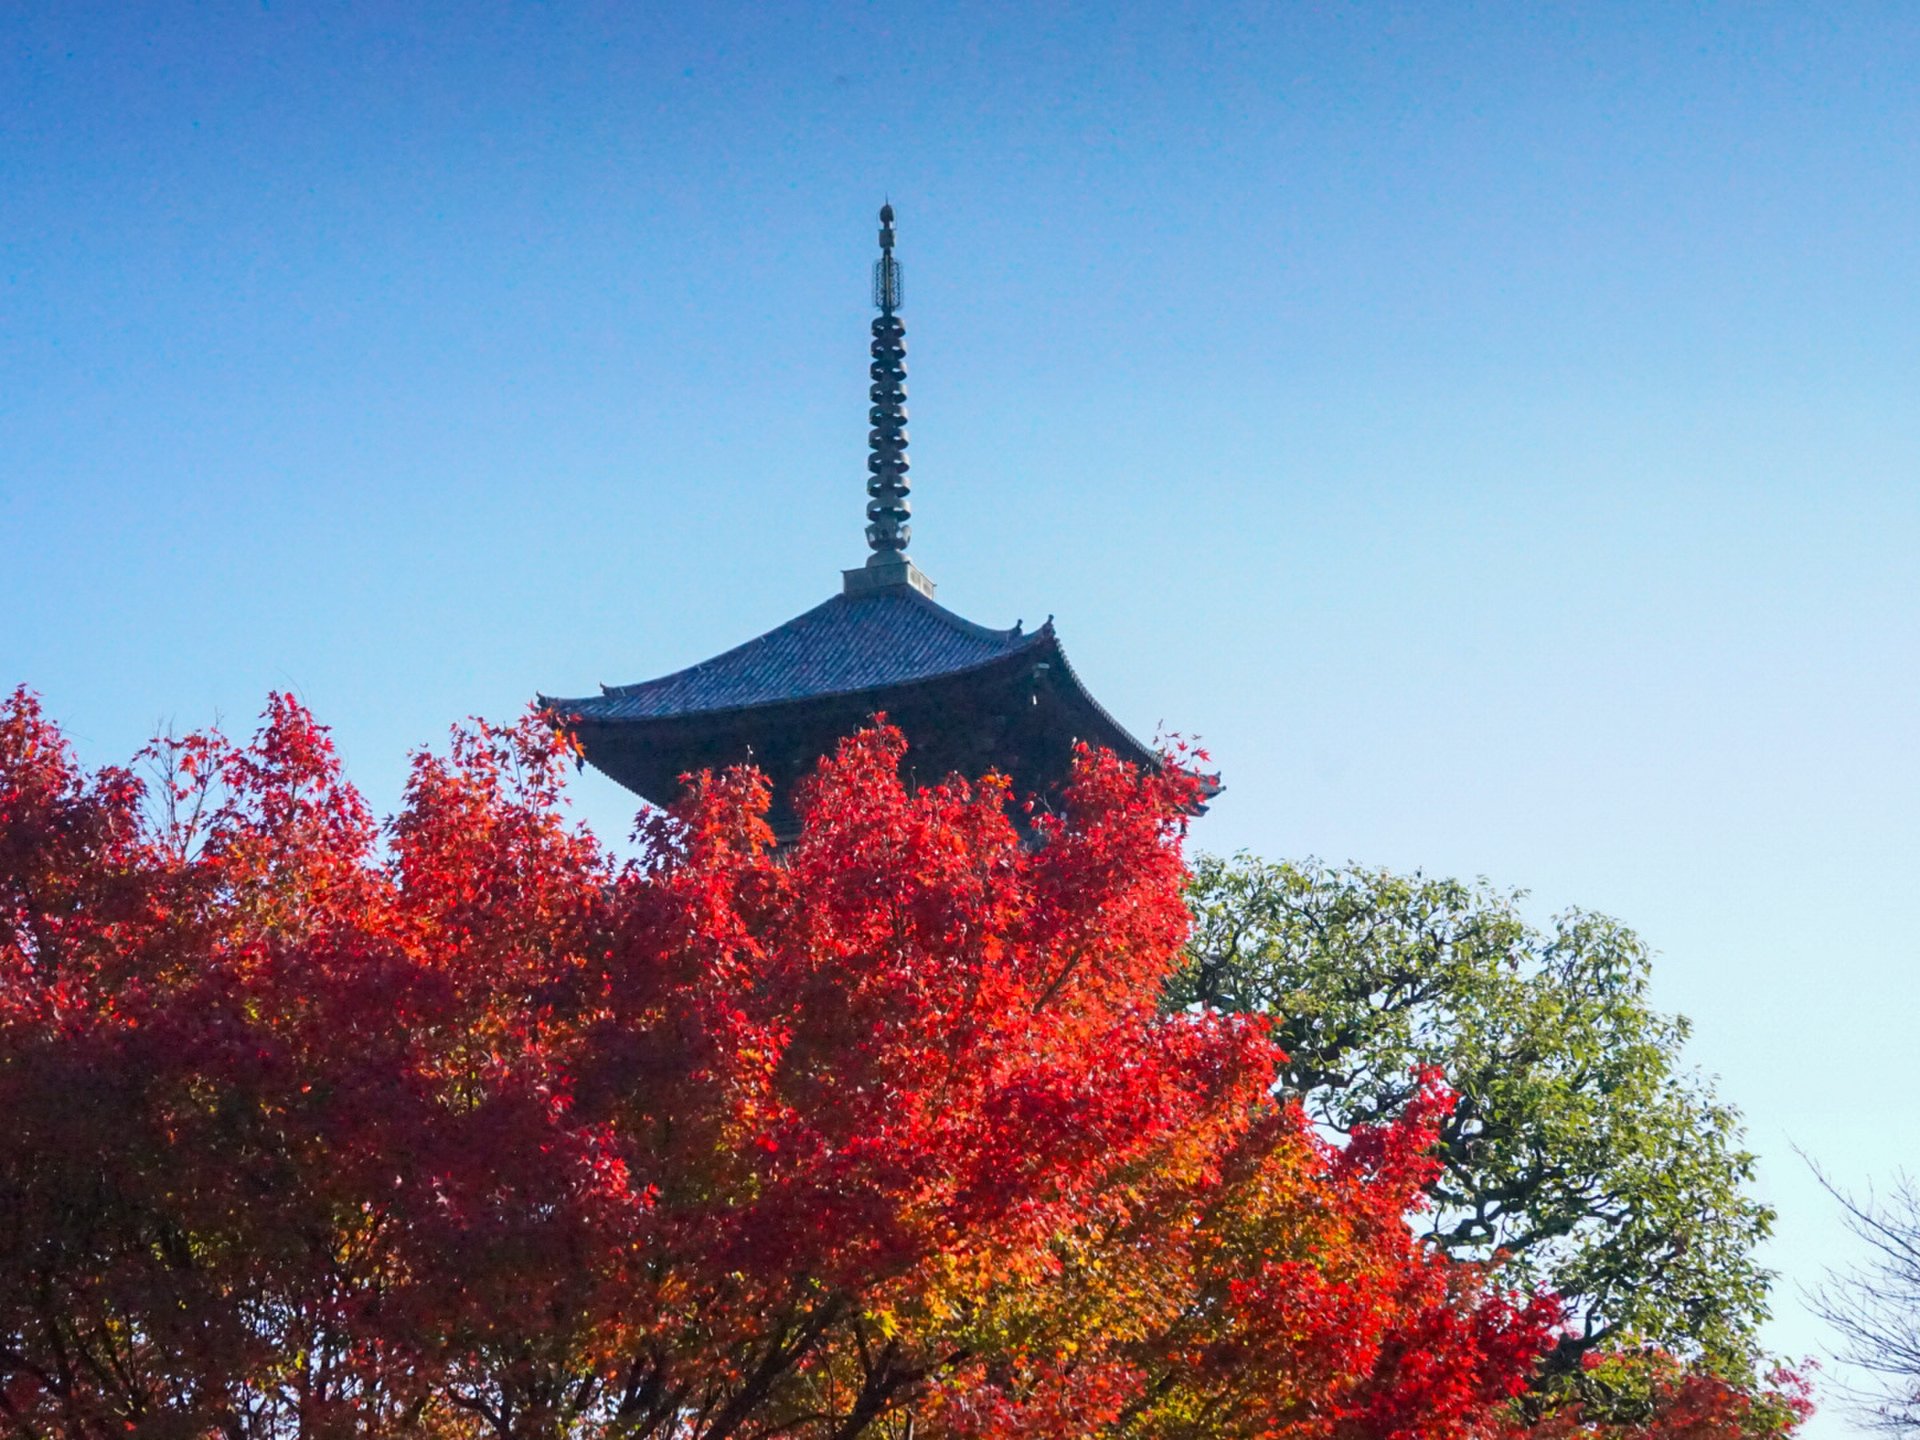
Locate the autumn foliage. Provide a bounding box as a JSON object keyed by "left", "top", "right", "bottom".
{"left": 1513, "top": 1350, "right": 1814, "bottom": 1440}
{"left": 0, "top": 689, "right": 1802, "bottom": 1439}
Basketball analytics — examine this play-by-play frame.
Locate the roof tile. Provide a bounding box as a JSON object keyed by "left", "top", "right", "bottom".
{"left": 545, "top": 587, "right": 1045, "bottom": 722}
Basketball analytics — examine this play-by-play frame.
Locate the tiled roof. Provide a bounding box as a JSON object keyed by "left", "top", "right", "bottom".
{"left": 544, "top": 586, "right": 1049, "bottom": 723}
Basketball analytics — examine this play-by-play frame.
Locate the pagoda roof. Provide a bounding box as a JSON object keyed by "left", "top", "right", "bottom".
{"left": 544, "top": 584, "right": 1059, "bottom": 725}
{"left": 539, "top": 578, "right": 1194, "bottom": 838}
{"left": 537, "top": 204, "right": 1214, "bottom": 837}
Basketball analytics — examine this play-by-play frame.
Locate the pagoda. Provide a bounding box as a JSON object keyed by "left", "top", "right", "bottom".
{"left": 541, "top": 205, "right": 1209, "bottom": 838}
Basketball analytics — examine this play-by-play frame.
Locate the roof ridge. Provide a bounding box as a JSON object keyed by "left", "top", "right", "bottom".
{"left": 883, "top": 584, "right": 1026, "bottom": 647}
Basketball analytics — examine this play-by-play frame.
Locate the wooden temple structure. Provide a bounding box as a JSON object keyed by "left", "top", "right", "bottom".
{"left": 541, "top": 205, "right": 1212, "bottom": 838}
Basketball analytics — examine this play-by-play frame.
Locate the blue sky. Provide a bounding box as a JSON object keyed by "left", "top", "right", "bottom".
{"left": 3, "top": 5, "right": 1916, "bottom": 1429}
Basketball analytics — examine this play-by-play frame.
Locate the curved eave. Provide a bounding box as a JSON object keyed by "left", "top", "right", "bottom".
{"left": 539, "top": 619, "right": 1215, "bottom": 825}
{"left": 539, "top": 623, "right": 1056, "bottom": 735}
{"left": 545, "top": 587, "right": 1039, "bottom": 724}
{"left": 1042, "top": 631, "right": 1158, "bottom": 769}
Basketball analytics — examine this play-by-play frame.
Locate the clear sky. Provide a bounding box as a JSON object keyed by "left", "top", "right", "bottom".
{"left": 3, "top": 5, "right": 1916, "bottom": 1430}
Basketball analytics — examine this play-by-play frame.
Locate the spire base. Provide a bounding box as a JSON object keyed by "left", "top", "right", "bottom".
{"left": 843, "top": 558, "right": 936, "bottom": 600}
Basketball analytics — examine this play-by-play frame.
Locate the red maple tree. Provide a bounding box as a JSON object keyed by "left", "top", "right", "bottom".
{"left": 0, "top": 689, "right": 1803, "bottom": 1439}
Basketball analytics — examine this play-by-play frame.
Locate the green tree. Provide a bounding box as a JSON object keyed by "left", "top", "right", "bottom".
{"left": 1169, "top": 854, "right": 1775, "bottom": 1379}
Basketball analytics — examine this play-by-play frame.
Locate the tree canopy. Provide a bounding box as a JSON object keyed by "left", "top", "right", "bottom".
{"left": 0, "top": 690, "right": 1808, "bottom": 1439}
{"left": 0, "top": 691, "right": 1561, "bottom": 1440}
{"left": 1170, "top": 855, "right": 1776, "bottom": 1381}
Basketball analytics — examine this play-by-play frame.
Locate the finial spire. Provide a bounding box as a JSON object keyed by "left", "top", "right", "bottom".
{"left": 865, "top": 202, "right": 910, "bottom": 564}
{"left": 844, "top": 203, "right": 934, "bottom": 598}
{"left": 875, "top": 202, "right": 900, "bottom": 311}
